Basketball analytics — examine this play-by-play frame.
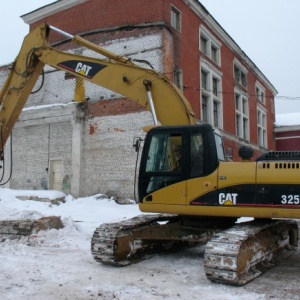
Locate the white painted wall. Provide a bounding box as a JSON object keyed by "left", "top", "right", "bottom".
{"left": 0, "top": 32, "right": 163, "bottom": 199}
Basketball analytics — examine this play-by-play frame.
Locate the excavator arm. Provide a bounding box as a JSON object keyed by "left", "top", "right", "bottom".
{"left": 0, "top": 23, "right": 197, "bottom": 158}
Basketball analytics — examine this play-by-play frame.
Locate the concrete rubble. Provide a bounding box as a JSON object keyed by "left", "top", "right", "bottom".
{"left": 0, "top": 216, "right": 64, "bottom": 239}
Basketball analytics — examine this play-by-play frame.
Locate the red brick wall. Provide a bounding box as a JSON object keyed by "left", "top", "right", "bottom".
{"left": 171, "top": 0, "right": 202, "bottom": 115}
{"left": 88, "top": 98, "right": 146, "bottom": 117}
{"left": 31, "top": 0, "right": 165, "bottom": 42}
{"left": 276, "top": 129, "right": 300, "bottom": 150}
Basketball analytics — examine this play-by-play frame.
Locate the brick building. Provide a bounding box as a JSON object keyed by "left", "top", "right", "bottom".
{"left": 275, "top": 113, "right": 300, "bottom": 151}
{"left": 0, "top": 0, "right": 277, "bottom": 198}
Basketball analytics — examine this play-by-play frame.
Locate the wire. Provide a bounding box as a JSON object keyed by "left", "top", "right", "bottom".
{"left": 132, "top": 58, "right": 154, "bottom": 69}
{"left": 275, "top": 96, "right": 300, "bottom": 100}
{"left": 183, "top": 85, "right": 300, "bottom": 101}
{"left": 133, "top": 137, "right": 143, "bottom": 203}
{"left": 0, "top": 125, "right": 4, "bottom": 183}
{"left": 0, "top": 125, "right": 13, "bottom": 186}
{"left": 31, "top": 69, "right": 45, "bottom": 94}
{"left": 10, "top": 47, "right": 44, "bottom": 92}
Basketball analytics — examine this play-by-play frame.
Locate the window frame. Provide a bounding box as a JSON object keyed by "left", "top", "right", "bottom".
{"left": 235, "top": 88, "right": 249, "bottom": 140}
{"left": 233, "top": 59, "right": 248, "bottom": 89}
{"left": 171, "top": 5, "right": 181, "bottom": 32}
{"left": 257, "top": 106, "right": 267, "bottom": 148}
{"left": 255, "top": 81, "right": 266, "bottom": 105}
{"left": 174, "top": 67, "right": 183, "bottom": 90}
{"left": 199, "top": 25, "right": 221, "bottom": 66}
{"left": 200, "top": 61, "right": 223, "bottom": 129}
{"left": 200, "top": 35, "right": 208, "bottom": 56}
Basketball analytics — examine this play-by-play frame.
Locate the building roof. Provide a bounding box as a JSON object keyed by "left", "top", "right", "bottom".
{"left": 275, "top": 113, "right": 300, "bottom": 127}
{"left": 21, "top": 0, "right": 277, "bottom": 96}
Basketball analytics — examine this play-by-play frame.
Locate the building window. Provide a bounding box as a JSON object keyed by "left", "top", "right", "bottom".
{"left": 200, "top": 63, "right": 222, "bottom": 129}
{"left": 255, "top": 82, "right": 266, "bottom": 104}
{"left": 201, "top": 94, "right": 208, "bottom": 123}
{"left": 257, "top": 107, "right": 267, "bottom": 148}
{"left": 235, "top": 90, "right": 249, "bottom": 140}
{"left": 174, "top": 67, "right": 183, "bottom": 90}
{"left": 201, "top": 69, "right": 208, "bottom": 89}
{"left": 211, "top": 45, "right": 219, "bottom": 63}
{"left": 213, "top": 100, "right": 220, "bottom": 127}
{"left": 199, "top": 26, "right": 221, "bottom": 66}
{"left": 212, "top": 77, "right": 218, "bottom": 96}
{"left": 200, "top": 36, "right": 208, "bottom": 55}
{"left": 233, "top": 60, "right": 247, "bottom": 88}
{"left": 171, "top": 6, "right": 181, "bottom": 32}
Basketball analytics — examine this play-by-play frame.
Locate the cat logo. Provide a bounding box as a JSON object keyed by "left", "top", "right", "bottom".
{"left": 75, "top": 62, "right": 92, "bottom": 77}
{"left": 219, "top": 193, "right": 238, "bottom": 205}
{"left": 57, "top": 60, "right": 107, "bottom": 79}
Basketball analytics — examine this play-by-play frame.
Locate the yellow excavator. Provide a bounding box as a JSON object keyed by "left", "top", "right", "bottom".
{"left": 0, "top": 23, "right": 299, "bottom": 285}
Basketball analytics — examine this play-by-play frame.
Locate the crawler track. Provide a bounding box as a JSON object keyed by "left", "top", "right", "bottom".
{"left": 92, "top": 215, "right": 299, "bottom": 286}
{"left": 91, "top": 213, "right": 218, "bottom": 266}
{"left": 91, "top": 214, "right": 180, "bottom": 266}
{"left": 204, "top": 219, "right": 299, "bottom": 285}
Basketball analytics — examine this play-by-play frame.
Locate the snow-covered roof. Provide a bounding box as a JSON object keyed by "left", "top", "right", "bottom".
{"left": 275, "top": 113, "right": 300, "bottom": 127}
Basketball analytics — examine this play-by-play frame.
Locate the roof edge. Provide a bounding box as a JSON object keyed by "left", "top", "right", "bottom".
{"left": 21, "top": 0, "right": 89, "bottom": 24}
{"left": 21, "top": 0, "right": 277, "bottom": 96}
{"left": 187, "top": 0, "right": 277, "bottom": 96}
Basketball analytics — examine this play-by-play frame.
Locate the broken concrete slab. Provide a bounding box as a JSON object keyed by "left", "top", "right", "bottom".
{"left": 16, "top": 196, "right": 66, "bottom": 205}
{"left": 0, "top": 216, "right": 64, "bottom": 239}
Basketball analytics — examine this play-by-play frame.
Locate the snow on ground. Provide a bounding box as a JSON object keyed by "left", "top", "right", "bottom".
{"left": 0, "top": 188, "right": 299, "bottom": 300}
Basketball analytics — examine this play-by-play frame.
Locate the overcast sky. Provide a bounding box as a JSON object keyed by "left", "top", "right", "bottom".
{"left": 1, "top": 0, "right": 299, "bottom": 114}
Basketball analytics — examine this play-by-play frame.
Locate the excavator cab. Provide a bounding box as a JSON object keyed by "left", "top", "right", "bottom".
{"left": 138, "top": 124, "right": 222, "bottom": 203}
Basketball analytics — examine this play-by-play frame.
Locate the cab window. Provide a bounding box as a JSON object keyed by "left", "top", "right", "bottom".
{"left": 144, "top": 132, "right": 183, "bottom": 194}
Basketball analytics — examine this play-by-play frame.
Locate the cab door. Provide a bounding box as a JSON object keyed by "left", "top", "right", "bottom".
{"left": 139, "top": 129, "right": 187, "bottom": 205}
{"left": 187, "top": 130, "right": 219, "bottom": 205}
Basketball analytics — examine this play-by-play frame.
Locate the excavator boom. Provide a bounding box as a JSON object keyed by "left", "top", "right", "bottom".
{"left": 0, "top": 23, "right": 196, "bottom": 158}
